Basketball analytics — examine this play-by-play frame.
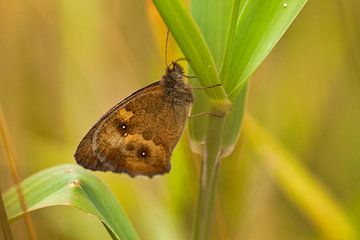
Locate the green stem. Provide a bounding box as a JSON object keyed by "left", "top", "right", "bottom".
{"left": 193, "top": 114, "right": 226, "bottom": 240}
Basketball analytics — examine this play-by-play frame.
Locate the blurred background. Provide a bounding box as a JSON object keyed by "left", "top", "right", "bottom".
{"left": 1, "top": 0, "right": 359, "bottom": 239}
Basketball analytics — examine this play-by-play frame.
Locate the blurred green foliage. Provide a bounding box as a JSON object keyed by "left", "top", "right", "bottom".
{"left": 1, "top": 0, "right": 360, "bottom": 239}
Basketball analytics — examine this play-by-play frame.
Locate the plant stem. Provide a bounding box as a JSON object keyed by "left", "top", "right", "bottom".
{"left": 193, "top": 114, "right": 226, "bottom": 240}
{"left": 0, "top": 110, "right": 14, "bottom": 240}
{"left": 0, "top": 186, "right": 13, "bottom": 240}
{"left": 0, "top": 105, "right": 37, "bottom": 240}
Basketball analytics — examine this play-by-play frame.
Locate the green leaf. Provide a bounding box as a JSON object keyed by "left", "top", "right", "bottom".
{"left": 222, "top": 0, "right": 308, "bottom": 95}
{"left": 221, "top": 0, "right": 307, "bottom": 149}
{"left": 221, "top": 84, "right": 248, "bottom": 154}
{"left": 186, "top": 0, "right": 234, "bottom": 148}
{"left": 191, "top": 0, "right": 233, "bottom": 68}
{"left": 189, "top": 0, "right": 308, "bottom": 151}
{"left": 3, "top": 164, "right": 139, "bottom": 240}
{"left": 152, "top": 0, "right": 231, "bottom": 112}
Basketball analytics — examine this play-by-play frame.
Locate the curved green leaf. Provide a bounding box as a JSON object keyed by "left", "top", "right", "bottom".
{"left": 3, "top": 164, "right": 139, "bottom": 240}
{"left": 189, "top": 0, "right": 308, "bottom": 152}
{"left": 222, "top": 0, "right": 308, "bottom": 95}
{"left": 187, "top": 0, "right": 235, "bottom": 147}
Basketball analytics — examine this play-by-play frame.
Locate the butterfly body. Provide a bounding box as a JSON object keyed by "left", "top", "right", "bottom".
{"left": 74, "top": 62, "right": 193, "bottom": 177}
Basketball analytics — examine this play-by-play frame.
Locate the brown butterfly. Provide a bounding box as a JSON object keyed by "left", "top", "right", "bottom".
{"left": 74, "top": 62, "right": 193, "bottom": 178}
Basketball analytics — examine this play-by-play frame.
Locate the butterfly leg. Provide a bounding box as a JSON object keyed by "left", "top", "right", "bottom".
{"left": 190, "top": 83, "right": 222, "bottom": 90}
{"left": 188, "top": 111, "right": 225, "bottom": 118}
{"left": 184, "top": 74, "right": 197, "bottom": 79}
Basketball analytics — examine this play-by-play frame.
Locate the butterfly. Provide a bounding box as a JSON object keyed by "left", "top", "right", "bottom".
{"left": 74, "top": 62, "right": 193, "bottom": 178}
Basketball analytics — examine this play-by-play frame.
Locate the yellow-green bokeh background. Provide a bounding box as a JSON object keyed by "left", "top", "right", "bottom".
{"left": 1, "top": 0, "right": 359, "bottom": 239}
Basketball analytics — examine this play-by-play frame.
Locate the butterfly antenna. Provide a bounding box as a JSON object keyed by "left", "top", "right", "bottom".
{"left": 165, "top": 29, "right": 170, "bottom": 68}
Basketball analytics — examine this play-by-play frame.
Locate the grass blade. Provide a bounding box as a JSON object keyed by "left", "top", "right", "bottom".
{"left": 222, "top": 0, "right": 308, "bottom": 95}
{"left": 152, "top": 0, "right": 231, "bottom": 112}
{"left": 3, "top": 164, "right": 139, "bottom": 240}
{"left": 187, "top": 0, "right": 235, "bottom": 146}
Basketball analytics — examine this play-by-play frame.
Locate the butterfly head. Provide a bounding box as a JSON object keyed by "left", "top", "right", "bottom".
{"left": 162, "top": 61, "right": 193, "bottom": 105}
{"left": 167, "top": 61, "right": 184, "bottom": 81}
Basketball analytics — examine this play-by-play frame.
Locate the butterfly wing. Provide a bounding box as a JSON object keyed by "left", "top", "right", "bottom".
{"left": 74, "top": 81, "right": 190, "bottom": 177}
